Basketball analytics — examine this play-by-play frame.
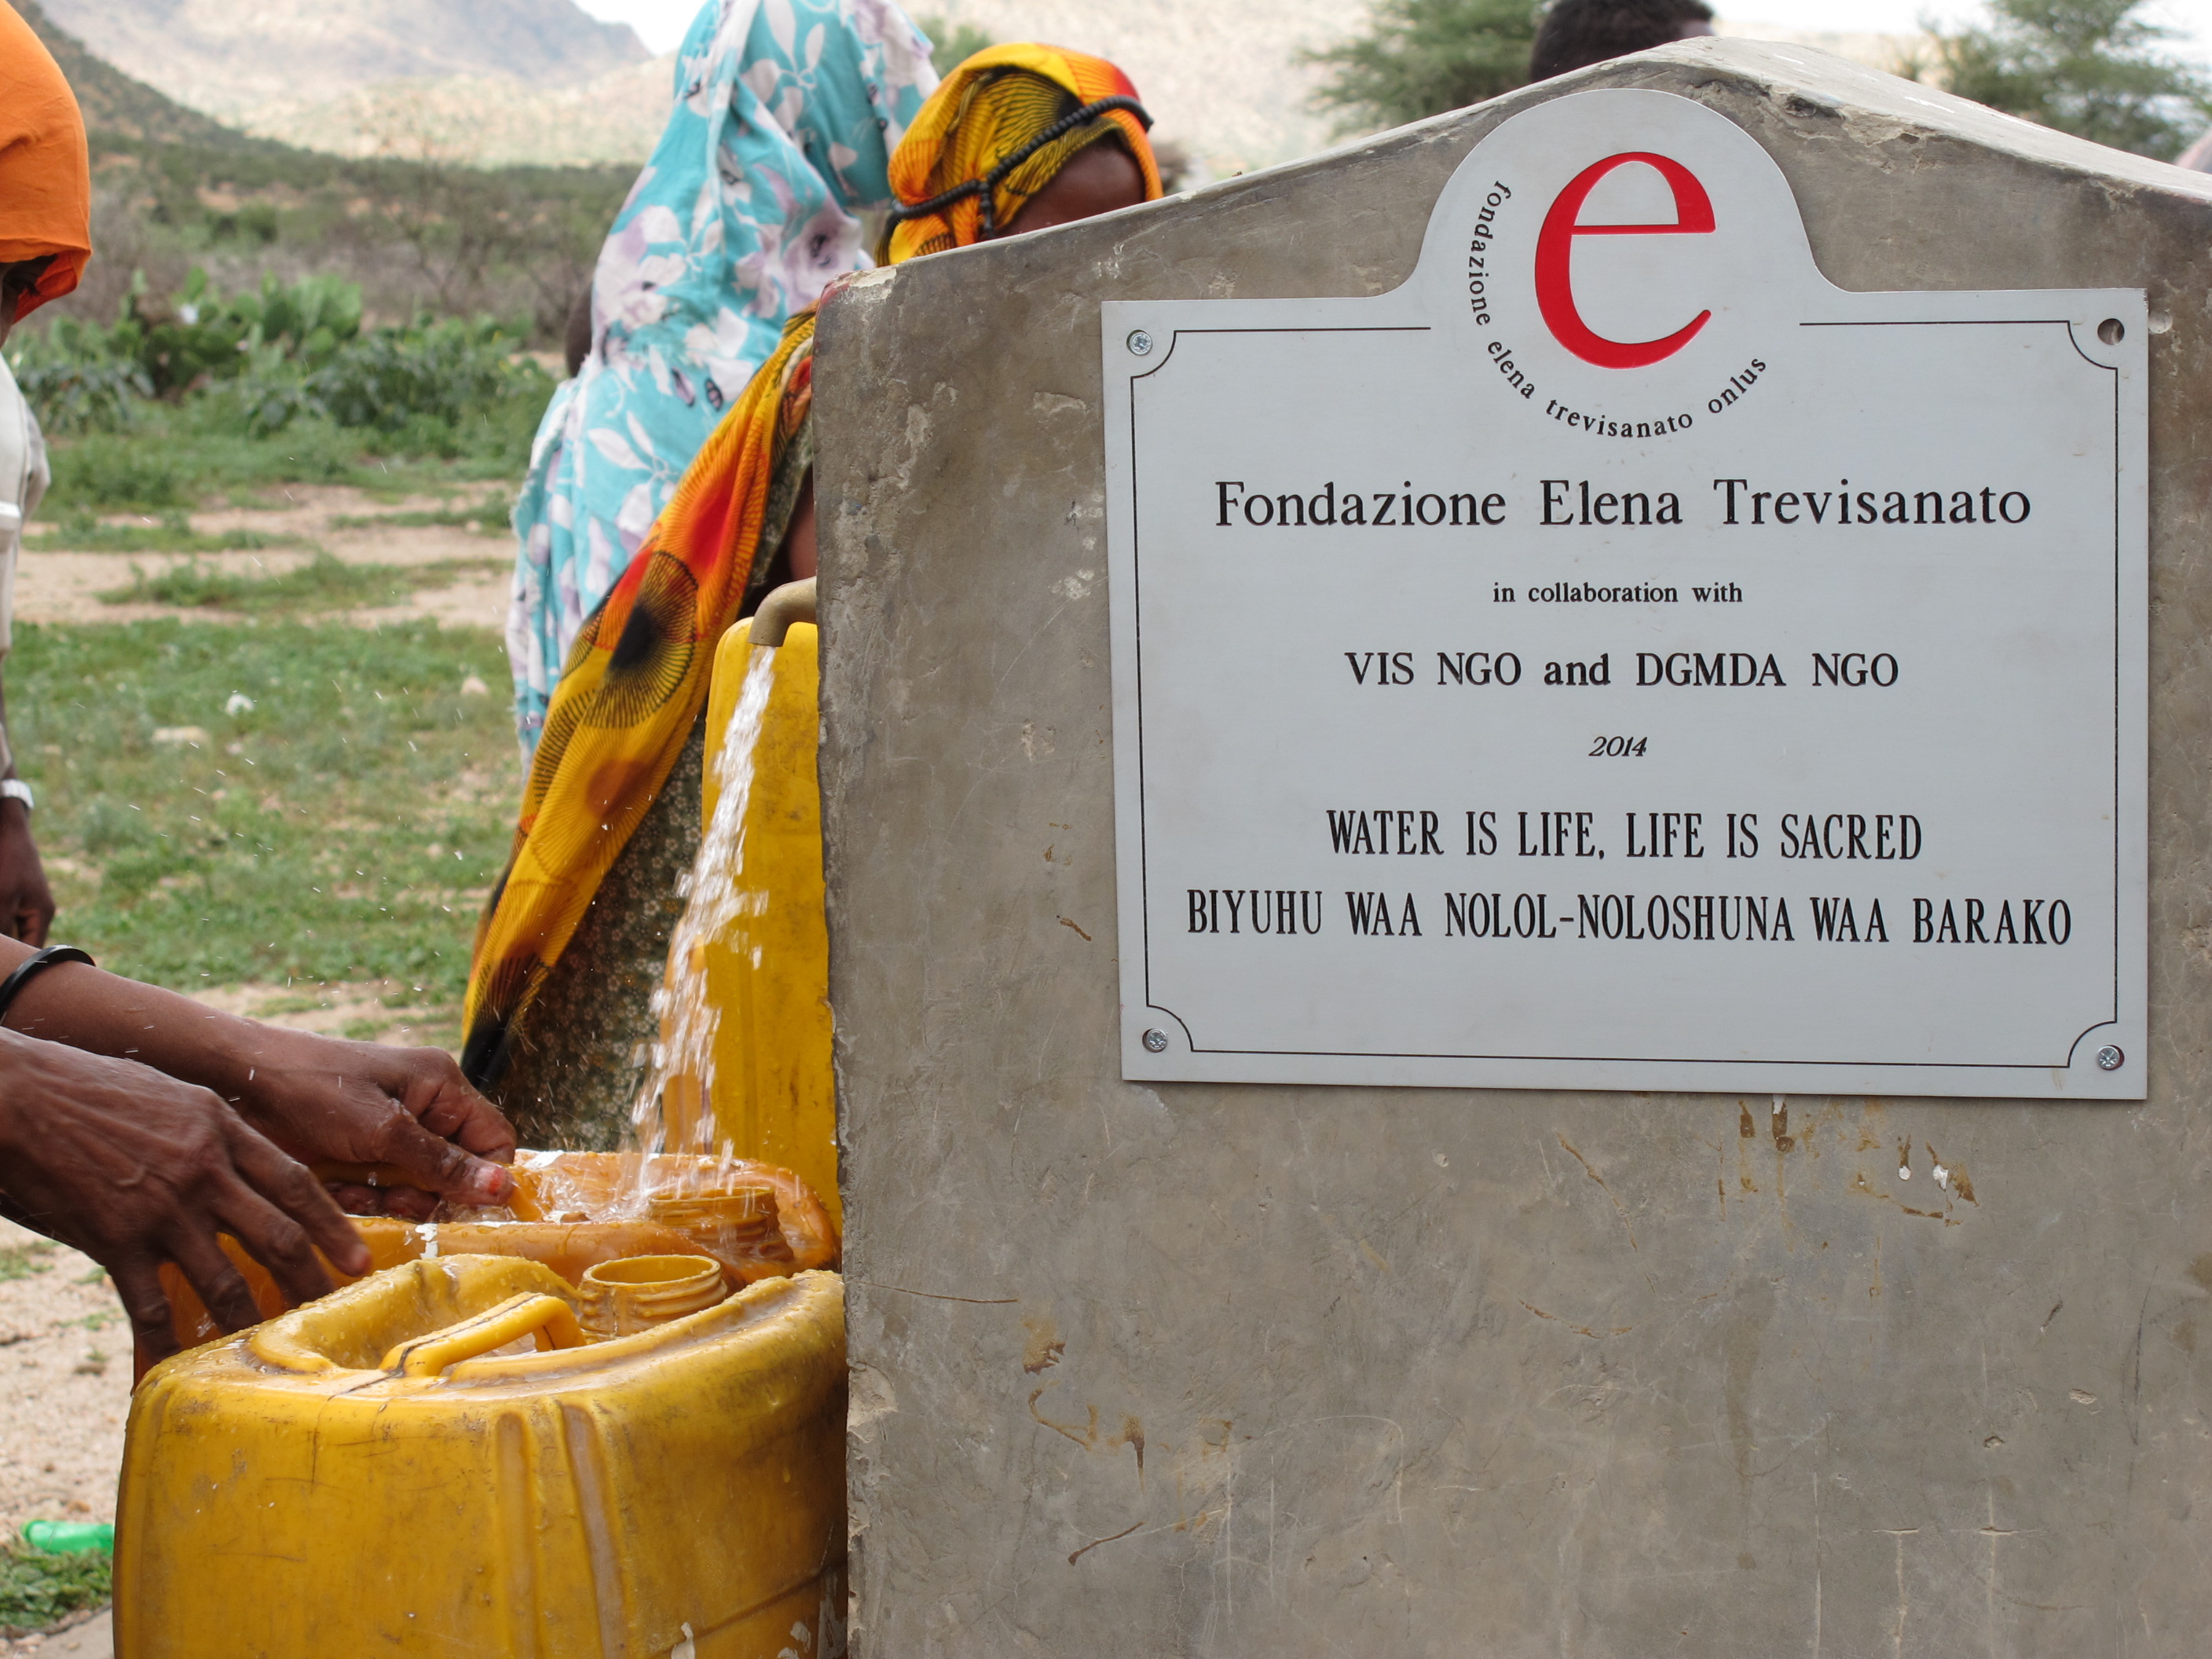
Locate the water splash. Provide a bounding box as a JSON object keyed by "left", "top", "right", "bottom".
{"left": 620, "top": 640, "right": 781, "bottom": 1210}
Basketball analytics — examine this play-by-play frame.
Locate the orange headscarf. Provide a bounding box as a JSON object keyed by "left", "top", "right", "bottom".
{"left": 883, "top": 42, "right": 1162, "bottom": 263}
{"left": 463, "top": 46, "right": 1163, "bottom": 1083}
{"left": 0, "top": 2, "right": 91, "bottom": 317}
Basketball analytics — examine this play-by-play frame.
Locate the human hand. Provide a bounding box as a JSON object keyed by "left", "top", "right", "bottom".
{"left": 0, "top": 801, "right": 53, "bottom": 945}
{"left": 0, "top": 1029, "right": 372, "bottom": 1362}
{"left": 0, "top": 950, "right": 519, "bottom": 1221}
{"left": 227, "top": 1030, "right": 517, "bottom": 1221}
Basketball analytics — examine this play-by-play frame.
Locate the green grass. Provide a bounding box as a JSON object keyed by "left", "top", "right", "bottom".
{"left": 97, "top": 552, "right": 508, "bottom": 615}
{"left": 0, "top": 1243, "right": 55, "bottom": 1282}
{"left": 27, "top": 512, "right": 293, "bottom": 555}
{"left": 329, "top": 499, "right": 511, "bottom": 532}
{"left": 0, "top": 1542, "right": 111, "bottom": 1637}
{"left": 39, "top": 399, "right": 544, "bottom": 516}
{"left": 9, "top": 620, "right": 521, "bottom": 1046}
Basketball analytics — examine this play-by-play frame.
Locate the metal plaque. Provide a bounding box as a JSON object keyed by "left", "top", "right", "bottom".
{"left": 1104, "top": 90, "right": 2146, "bottom": 1099}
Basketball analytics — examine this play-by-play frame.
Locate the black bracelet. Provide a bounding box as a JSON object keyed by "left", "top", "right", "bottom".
{"left": 0, "top": 946, "right": 94, "bottom": 1027}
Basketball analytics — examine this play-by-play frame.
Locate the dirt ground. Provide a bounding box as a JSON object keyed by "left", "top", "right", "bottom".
{"left": 14, "top": 485, "right": 513, "bottom": 632}
{"left": 2, "top": 1609, "right": 108, "bottom": 1656}
{"left": 0, "top": 491, "right": 520, "bottom": 1639}
{"left": 186, "top": 980, "right": 460, "bottom": 1047}
{"left": 0, "top": 1221, "right": 130, "bottom": 1546}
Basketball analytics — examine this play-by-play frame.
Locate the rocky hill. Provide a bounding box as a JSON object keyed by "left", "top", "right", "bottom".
{"left": 13, "top": 0, "right": 255, "bottom": 148}
{"left": 22, "top": 0, "right": 1928, "bottom": 179}
{"left": 37, "top": 0, "right": 647, "bottom": 119}
{"left": 234, "top": 57, "right": 678, "bottom": 170}
{"left": 9, "top": 0, "right": 634, "bottom": 338}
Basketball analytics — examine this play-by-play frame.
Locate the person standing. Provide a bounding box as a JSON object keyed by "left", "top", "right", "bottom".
{"left": 0, "top": 0, "right": 79, "bottom": 945}
{"left": 0, "top": 5, "right": 522, "bottom": 1362}
{"left": 505, "top": 0, "right": 939, "bottom": 754}
{"left": 465, "top": 42, "right": 1165, "bottom": 1090}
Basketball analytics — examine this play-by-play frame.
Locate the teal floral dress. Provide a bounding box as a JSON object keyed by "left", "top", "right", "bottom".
{"left": 507, "top": 0, "right": 936, "bottom": 749}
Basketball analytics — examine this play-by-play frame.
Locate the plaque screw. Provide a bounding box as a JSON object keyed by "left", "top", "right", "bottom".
{"left": 2095, "top": 1045, "right": 2124, "bottom": 1071}
{"left": 1141, "top": 1027, "right": 1169, "bottom": 1053}
{"left": 1126, "top": 328, "right": 1155, "bottom": 356}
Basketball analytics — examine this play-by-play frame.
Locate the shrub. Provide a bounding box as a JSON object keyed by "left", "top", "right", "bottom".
{"left": 917, "top": 14, "right": 994, "bottom": 75}
{"left": 45, "top": 435, "right": 189, "bottom": 509}
{"left": 306, "top": 316, "right": 548, "bottom": 435}
{"left": 1304, "top": 0, "right": 1539, "bottom": 134}
{"left": 12, "top": 272, "right": 544, "bottom": 448}
{"left": 13, "top": 269, "right": 365, "bottom": 407}
{"left": 8, "top": 318, "right": 151, "bottom": 436}
{"left": 1932, "top": 0, "right": 2212, "bottom": 159}
{"left": 0, "top": 1540, "right": 111, "bottom": 1637}
{"left": 159, "top": 269, "right": 361, "bottom": 389}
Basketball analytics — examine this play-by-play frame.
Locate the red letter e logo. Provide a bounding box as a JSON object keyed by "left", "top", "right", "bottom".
{"left": 1535, "top": 152, "right": 1715, "bottom": 368}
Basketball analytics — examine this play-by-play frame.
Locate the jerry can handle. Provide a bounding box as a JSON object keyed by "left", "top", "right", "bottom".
{"left": 380, "top": 1293, "right": 588, "bottom": 1377}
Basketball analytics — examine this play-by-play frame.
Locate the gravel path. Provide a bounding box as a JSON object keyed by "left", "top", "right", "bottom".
{"left": 14, "top": 485, "right": 512, "bottom": 632}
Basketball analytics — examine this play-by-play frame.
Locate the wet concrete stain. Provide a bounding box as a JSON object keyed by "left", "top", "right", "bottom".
{"left": 1023, "top": 1313, "right": 1065, "bottom": 1374}
{"left": 1028, "top": 1385, "right": 1100, "bottom": 1448}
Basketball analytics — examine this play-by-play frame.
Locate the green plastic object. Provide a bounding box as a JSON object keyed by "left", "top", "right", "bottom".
{"left": 21, "top": 1520, "right": 113, "bottom": 1555}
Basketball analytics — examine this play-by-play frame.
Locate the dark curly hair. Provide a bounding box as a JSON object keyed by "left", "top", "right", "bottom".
{"left": 1529, "top": 0, "right": 1716, "bottom": 81}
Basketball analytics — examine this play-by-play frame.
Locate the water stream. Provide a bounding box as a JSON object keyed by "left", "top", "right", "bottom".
{"left": 616, "top": 640, "right": 782, "bottom": 1210}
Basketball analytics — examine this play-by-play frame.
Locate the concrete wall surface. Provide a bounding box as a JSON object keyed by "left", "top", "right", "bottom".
{"left": 815, "top": 39, "right": 2212, "bottom": 1657}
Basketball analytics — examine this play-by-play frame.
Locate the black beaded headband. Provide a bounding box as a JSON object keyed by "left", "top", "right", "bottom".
{"left": 884, "top": 94, "right": 1153, "bottom": 240}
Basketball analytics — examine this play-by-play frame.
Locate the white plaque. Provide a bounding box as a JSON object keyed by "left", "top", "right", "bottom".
{"left": 1104, "top": 90, "right": 2146, "bottom": 1099}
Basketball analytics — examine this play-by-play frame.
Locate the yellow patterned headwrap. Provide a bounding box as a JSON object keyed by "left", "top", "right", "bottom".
{"left": 881, "top": 43, "right": 1162, "bottom": 263}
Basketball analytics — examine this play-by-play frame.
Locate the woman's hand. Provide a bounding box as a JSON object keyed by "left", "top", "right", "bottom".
{"left": 0, "top": 1028, "right": 372, "bottom": 1361}
{"left": 0, "top": 946, "right": 520, "bottom": 1221}
{"left": 229, "top": 1031, "right": 516, "bottom": 1221}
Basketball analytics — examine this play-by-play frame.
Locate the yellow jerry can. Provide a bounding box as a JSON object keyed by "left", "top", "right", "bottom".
{"left": 668, "top": 616, "right": 838, "bottom": 1225}
{"left": 117, "top": 1257, "right": 848, "bottom": 1658}
{"left": 156, "top": 1149, "right": 840, "bottom": 1355}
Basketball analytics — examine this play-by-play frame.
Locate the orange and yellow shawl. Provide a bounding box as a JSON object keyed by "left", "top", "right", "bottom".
{"left": 463, "top": 44, "right": 1160, "bottom": 1083}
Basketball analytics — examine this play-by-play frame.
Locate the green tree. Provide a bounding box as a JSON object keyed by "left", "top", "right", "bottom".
{"left": 1305, "top": 0, "right": 1540, "bottom": 133}
{"left": 1933, "top": 0, "right": 2211, "bottom": 159}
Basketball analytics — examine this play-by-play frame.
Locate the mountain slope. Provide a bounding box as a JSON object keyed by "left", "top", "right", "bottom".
{"left": 38, "top": 0, "right": 647, "bottom": 118}
{"left": 237, "top": 57, "right": 678, "bottom": 169}
{"left": 12, "top": 0, "right": 254, "bottom": 148}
